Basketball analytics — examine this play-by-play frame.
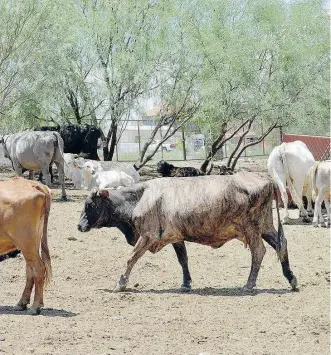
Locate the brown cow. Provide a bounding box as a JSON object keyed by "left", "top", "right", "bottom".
{"left": 0, "top": 177, "right": 52, "bottom": 315}
{"left": 78, "top": 172, "right": 297, "bottom": 293}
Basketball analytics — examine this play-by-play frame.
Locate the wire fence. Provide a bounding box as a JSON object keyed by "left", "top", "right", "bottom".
{"left": 109, "top": 119, "right": 282, "bottom": 162}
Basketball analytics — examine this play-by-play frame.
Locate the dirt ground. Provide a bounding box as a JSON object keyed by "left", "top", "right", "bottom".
{"left": 0, "top": 158, "right": 329, "bottom": 355}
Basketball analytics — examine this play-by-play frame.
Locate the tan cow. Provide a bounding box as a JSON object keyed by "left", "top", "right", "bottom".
{"left": 0, "top": 177, "right": 52, "bottom": 315}
{"left": 307, "top": 161, "right": 331, "bottom": 227}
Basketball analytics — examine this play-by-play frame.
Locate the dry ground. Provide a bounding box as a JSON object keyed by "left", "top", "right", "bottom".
{"left": 0, "top": 161, "right": 329, "bottom": 355}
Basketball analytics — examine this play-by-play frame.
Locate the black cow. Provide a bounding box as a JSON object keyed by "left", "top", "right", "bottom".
{"left": 157, "top": 160, "right": 204, "bottom": 177}
{"left": 35, "top": 123, "right": 101, "bottom": 160}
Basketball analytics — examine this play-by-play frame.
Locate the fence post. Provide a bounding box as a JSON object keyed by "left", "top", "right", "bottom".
{"left": 181, "top": 126, "right": 186, "bottom": 161}
{"left": 137, "top": 120, "right": 141, "bottom": 154}
{"left": 115, "top": 143, "right": 119, "bottom": 161}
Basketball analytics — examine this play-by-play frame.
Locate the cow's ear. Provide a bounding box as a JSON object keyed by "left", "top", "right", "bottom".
{"left": 91, "top": 188, "right": 99, "bottom": 197}
{"left": 99, "top": 189, "right": 109, "bottom": 199}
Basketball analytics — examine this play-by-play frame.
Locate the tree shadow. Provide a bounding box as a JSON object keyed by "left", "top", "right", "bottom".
{"left": 99, "top": 286, "right": 297, "bottom": 297}
{"left": 0, "top": 305, "right": 78, "bottom": 317}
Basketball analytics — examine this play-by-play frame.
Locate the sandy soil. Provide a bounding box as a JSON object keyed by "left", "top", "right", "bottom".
{"left": 0, "top": 161, "right": 329, "bottom": 355}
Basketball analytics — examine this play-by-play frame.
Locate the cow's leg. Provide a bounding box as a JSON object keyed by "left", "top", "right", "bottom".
{"left": 294, "top": 177, "right": 310, "bottom": 222}
{"left": 49, "top": 166, "right": 54, "bottom": 183}
{"left": 27, "top": 256, "right": 46, "bottom": 315}
{"left": 313, "top": 192, "right": 324, "bottom": 227}
{"left": 172, "top": 242, "right": 192, "bottom": 291}
{"left": 12, "top": 160, "right": 24, "bottom": 177}
{"left": 54, "top": 162, "right": 67, "bottom": 200}
{"left": 306, "top": 194, "right": 314, "bottom": 217}
{"left": 15, "top": 263, "right": 34, "bottom": 311}
{"left": 262, "top": 229, "right": 297, "bottom": 290}
{"left": 40, "top": 164, "right": 52, "bottom": 187}
{"left": 114, "top": 236, "right": 152, "bottom": 292}
{"left": 243, "top": 233, "right": 266, "bottom": 292}
{"left": 323, "top": 198, "right": 330, "bottom": 227}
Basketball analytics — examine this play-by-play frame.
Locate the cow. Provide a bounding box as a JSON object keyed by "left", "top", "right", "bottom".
{"left": 35, "top": 123, "right": 101, "bottom": 160}
{"left": 1, "top": 131, "right": 67, "bottom": 200}
{"left": 307, "top": 161, "right": 331, "bottom": 227}
{"left": 0, "top": 177, "right": 52, "bottom": 315}
{"left": 63, "top": 153, "right": 85, "bottom": 189}
{"left": 83, "top": 167, "right": 135, "bottom": 190}
{"left": 157, "top": 160, "right": 205, "bottom": 177}
{"left": 267, "top": 140, "right": 315, "bottom": 224}
{"left": 77, "top": 173, "right": 297, "bottom": 293}
{"left": 81, "top": 160, "right": 140, "bottom": 189}
{"left": 210, "top": 163, "right": 234, "bottom": 175}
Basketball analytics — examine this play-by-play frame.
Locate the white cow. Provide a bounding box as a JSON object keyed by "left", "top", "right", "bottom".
{"left": 81, "top": 160, "right": 140, "bottom": 188}
{"left": 84, "top": 167, "right": 135, "bottom": 190}
{"left": 307, "top": 161, "right": 331, "bottom": 227}
{"left": 1, "top": 131, "right": 67, "bottom": 200}
{"left": 267, "top": 140, "right": 315, "bottom": 224}
{"left": 63, "top": 154, "right": 85, "bottom": 189}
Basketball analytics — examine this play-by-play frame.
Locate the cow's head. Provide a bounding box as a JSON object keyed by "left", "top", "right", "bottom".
{"left": 1, "top": 135, "right": 10, "bottom": 158}
{"left": 77, "top": 188, "right": 112, "bottom": 232}
{"left": 156, "top": 160, "right": 174, "bottom": 176}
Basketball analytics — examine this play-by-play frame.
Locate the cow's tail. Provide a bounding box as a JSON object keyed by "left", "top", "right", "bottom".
{"left": 274, "top": 183, "right": 286, "bottom": 260}
{"left": 280, "top": 143, "right": 304, "bottom": 210}
{"left": 52, "top": 132, "right": 64, "bottom": 161}
{"left": 40, "top": 187, "right": 52, "bottom": 287}
{"left": 307, "top": 161, "right": 319, "bottom": 202}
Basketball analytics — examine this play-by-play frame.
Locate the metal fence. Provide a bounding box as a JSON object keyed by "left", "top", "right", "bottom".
{"left": 110, "top": 119, "right": 283, "bottom": 162}
{"left": 282, "top": 134, "right": 330, "bottom": 161}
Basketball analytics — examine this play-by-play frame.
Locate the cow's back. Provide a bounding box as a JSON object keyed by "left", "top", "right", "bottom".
{"left": 284, "top": 141, "right": 315, "bottom": 172}
{"left": 133, "top": 172, "right": 274, "bottom": 244}
{"left": 0, "top": 177, "right": 50, "bottom": 254}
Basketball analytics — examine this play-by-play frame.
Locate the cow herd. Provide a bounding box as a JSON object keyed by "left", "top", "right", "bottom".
{"left": 0, "top": 128, "right": 330, "bottom": 315}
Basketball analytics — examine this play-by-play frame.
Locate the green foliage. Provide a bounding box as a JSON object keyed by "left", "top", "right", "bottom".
{"left": 0, "top": 0, "right": 328, "bottom": 143}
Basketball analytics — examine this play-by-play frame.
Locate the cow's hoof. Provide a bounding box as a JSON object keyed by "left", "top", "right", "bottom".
{"left": 61, "top": 196, "right": 67, "bottom": 201}
{"left": 27, "top": 307, "right": 41, "bottom": 315}
{"left": 113, "top": 283, "right": 127, "bottom": 292}
{"left": 241, "top": 285, "right": 255, "bottom": 294}
{"left": 290, "top": 276, "right": 298, "bottom": 291}
{"left": 14, "top": 304, "right": 27, "bottom": 311}
{"left": 180, "top": 284, "right": 192, "bottom": 292}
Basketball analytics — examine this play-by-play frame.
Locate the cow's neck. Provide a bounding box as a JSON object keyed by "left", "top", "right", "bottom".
{"left": 106, "top": 185, "right": 145, "bottom": 246}
{"left": 116, "top": 221, "right": 136, "bottom": 246}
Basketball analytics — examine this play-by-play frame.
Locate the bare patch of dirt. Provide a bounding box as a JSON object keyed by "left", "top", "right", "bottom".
{"left": 0, "top": 164, "right": 329, "bottom": 355}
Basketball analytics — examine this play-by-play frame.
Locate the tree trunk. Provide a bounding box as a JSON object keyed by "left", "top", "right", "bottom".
{"left": 104, "top": 121, "right": 117, "bottom": 161}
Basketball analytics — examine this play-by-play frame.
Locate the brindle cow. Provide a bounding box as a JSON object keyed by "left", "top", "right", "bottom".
{"left": 157, "top": 160, "right": 204, "bottom": 177}
{"left": 0, "top": 177, "right": 52, "bottom": 315}
{"left": 78, "top": 172, "right": 297, "bottom": 293}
